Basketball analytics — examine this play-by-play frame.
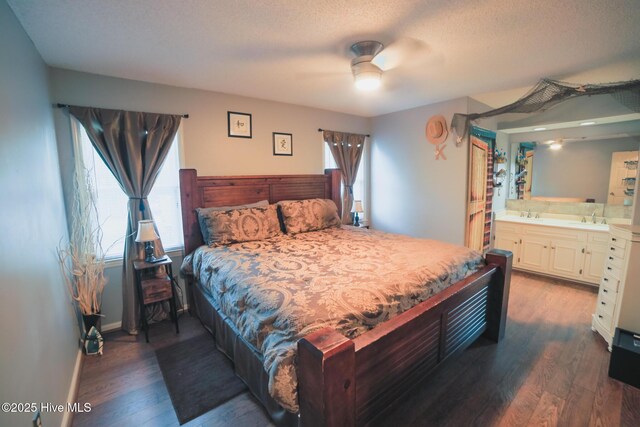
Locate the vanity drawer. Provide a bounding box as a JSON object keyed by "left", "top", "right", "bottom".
{"left": 609, "top": 235, "right": 627, "bottom": 250}
{"left": 524, "top": 226, "right": 584, "bottom": 241}
{"left": 603, "top": 262, "right": 622, "bottom": 280}
{"left": 598, "top": 285, "right": 617, "bottom": 306}
{"left": 596, "top": 293, "right": 616, "bottom": 317}
{"left": 594, "top": 309, "right": 613, "bottom": 332}
{"left": 601, "top": 273, "right": 620, "bottom": 293}
{"left": 588, "top": 232, "right": 609, "bottom": 244}
{"left": 608, "top": 244, "right": 624, "bottom": 259}
{"left": 605, "top": 253, "right": 624, "bottom": 269}
{"left": 495, "top": 222, "right": 522, "bottom": 234}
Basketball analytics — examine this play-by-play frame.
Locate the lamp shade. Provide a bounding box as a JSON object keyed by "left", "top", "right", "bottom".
{"left": 135, "top": 220, "right": 159, "bottom": 243}
{"left": 353, "top": 200, "right": 364, "bottom": 213}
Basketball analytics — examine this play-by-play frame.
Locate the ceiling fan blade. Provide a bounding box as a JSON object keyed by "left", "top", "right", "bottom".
{"left": 371, "top": 37, "right": 429, "bottom": 71}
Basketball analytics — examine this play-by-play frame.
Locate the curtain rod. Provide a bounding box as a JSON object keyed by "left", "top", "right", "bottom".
{"left": 55, "top": 103, "right": 189, "bottom": 119}
{"left": 318, "top": 128, "right": 370, "bottom": 137}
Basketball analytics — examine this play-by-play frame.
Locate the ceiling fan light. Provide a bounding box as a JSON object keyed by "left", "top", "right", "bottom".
{"left": 352, "top": 61, "right": 382, "bottom": 91}
{"left": 355, "top": 73, "right": 381, "bottom": 91}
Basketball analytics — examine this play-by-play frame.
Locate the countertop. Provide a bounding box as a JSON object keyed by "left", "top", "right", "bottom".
{"left": 495, "top": 215, "right": 610, "bottom": 232}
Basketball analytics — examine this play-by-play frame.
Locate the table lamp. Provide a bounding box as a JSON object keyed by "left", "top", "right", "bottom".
{"left": 352, "top": 200, "right": 364, "bottom": 227}
{"left": 135, "top": 220, "right": 161, "bottom": 263}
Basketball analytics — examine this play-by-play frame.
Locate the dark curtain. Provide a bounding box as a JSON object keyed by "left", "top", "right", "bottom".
{"left": 69, "top": 107, "right": 182, "bottom": 334}
{"left": 322, "top": 130, "right": 366, "bottom": 223}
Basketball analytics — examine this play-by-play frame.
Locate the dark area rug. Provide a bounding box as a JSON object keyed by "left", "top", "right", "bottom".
{"left": 155, "top": 334, "right": 247, "bottom": 424}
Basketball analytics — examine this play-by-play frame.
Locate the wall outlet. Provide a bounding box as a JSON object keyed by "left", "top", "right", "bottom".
{"left": 33, "top": 410, "right": 42, "bottom": 427}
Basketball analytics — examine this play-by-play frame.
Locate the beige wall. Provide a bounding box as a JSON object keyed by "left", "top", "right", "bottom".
{"left": 0, "top": 2, "right": 79, "bottom": 426}
{"left": 370, "top": 98, "right": 470, "bottom": 244}
{"left": 49, "top": 68, "right": 371, "bottom": 327}
{"left": 49, "top": 68, "right": 371, "bottom": 176}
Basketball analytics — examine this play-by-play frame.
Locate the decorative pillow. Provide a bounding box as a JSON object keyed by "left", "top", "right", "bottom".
{"left": 197, "top": 204, "right": 281, "bottom": 246}
{"left": 278, "top": 199, "right": 341, "bottom": 234}
{"left": 197, "top": 200, "right": 268, "bottom": 244}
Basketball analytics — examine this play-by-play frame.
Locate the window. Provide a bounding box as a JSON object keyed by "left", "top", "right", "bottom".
{"left": 73, "top": 118, "right": 183, "bottom": 259}
{"left": 323, "top": 139, "right": 368, "bottom": 220}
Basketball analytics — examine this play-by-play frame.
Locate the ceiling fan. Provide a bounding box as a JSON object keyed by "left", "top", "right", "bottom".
{"left": 349, "top": 39, "right": 430, "bottom": 91}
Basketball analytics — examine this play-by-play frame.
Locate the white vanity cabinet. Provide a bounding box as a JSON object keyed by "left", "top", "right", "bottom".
{"left": 582, "top": 233, "right": 610, "bottom": 283}
{"left": 493, "top": 222, "right": 520, "bottom": 256}
{"left": 494, "top": 220, "right": 608, "bottom": 285}
{"left": 592, "top": 225, "right": 640, "bottom": 350}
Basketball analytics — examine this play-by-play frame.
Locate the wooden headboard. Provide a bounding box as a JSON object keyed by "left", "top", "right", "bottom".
{"left": 179, "top": 168, "right": 342, "bottom": 255}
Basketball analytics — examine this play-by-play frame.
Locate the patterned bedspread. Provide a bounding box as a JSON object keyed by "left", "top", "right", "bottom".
{"left": 181, "top": 226, "right": 484, "bottom": 412}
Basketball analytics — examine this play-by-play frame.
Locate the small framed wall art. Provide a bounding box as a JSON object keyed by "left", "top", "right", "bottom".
{"left": 273, "top": 132, "right": 293, "bottom": 156}
{"left": 228, "top": 111, "right": 252, "bottom": 138}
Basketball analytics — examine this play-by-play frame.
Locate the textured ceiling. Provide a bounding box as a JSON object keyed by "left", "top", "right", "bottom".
{"left": 8, "top": 0, "right": 640, "bottom": 117}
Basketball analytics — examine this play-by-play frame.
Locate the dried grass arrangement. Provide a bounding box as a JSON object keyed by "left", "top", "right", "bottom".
{"left": 57, "top": 166, "right": 108, "bottom": 316}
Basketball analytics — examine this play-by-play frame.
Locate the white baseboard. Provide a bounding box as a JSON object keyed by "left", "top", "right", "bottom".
{"left": 61, "top": 348, "right": 84, "bottom": 427}
{"left": 101, "top": 304, "right": 190, "bottom": 334}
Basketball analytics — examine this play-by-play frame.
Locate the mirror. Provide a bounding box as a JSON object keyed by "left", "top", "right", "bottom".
{"left": 507, "top": 137, "right": 638, "bottom": 205}
{"left": 495, "top": 96, "right": 640, "bottom": 209}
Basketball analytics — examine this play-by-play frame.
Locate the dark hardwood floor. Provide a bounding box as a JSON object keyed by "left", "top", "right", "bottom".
{"left": 72, "top": 272, "right": 640, "bottom": 427}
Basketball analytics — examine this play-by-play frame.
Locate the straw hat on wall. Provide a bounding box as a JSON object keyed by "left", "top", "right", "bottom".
{"left": 426, "top": 115, "right": 449, "bottom": 145}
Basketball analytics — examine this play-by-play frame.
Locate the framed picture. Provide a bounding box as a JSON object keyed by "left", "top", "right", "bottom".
{"left": 228, "top": 111, "right": 252, "bottom": 138}
{"left": 273, "top": 132, "right": 293, "bottom": 156}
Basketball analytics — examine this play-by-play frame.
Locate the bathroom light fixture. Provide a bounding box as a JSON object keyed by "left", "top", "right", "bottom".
{"left": 580, "top": 121, "right": 596, "bottom": 126}
{"left": 533, "top": 127, "right": 547, "bottom": 131}
{"left": 549, "top": 142, "right": 562, "bottom": 150}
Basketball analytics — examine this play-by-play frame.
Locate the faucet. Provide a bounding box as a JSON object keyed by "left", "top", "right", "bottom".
{"left": 526, "top": 209, "right": 532, "bottom": 219}
{"left": 535, "top": 212, "right": 540, "bottom": 219}
{"left": 581, "top": 216, "right": 587, "bottom": 223}
{"left": 592, "top": 210, "right": 597, "bottom": 224}
{"left": 601, "top": 218, "right": 607, "bottom": 225}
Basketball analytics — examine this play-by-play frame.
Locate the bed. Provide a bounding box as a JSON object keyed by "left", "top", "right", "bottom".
{"left": 179, "top": 168, "right": 512, "bottom": 427}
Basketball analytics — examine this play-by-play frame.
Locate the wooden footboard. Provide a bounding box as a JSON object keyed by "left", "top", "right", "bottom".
{"left": 179, "top": 169, "right": 512, "bottom": 426}
{"left": 298, "top": 249, "right": 512, "bottom": 427}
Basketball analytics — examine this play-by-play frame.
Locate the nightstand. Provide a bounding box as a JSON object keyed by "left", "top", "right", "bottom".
{"left": 133, "top": 255, "right": 180, "bottom": 343}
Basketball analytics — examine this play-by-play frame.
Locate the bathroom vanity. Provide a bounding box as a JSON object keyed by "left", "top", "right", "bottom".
{"left": 495, "top": 216, "right": 640, "bottom": 350}
{"left": 494, "top": 214, "right": 610, "bottom": 285}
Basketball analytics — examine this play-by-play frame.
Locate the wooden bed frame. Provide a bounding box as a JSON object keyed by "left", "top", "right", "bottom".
{"left": 179, "top": 168, "right": 512, "bottom": 427}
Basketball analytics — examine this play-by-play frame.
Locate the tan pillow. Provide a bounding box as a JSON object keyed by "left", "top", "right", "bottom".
{"left": 196, "top": 200, "right": 269, "bottom": 244}
{"left": 199, "top": 205, "right": 282, "bottom": 246}
{"left": 278, "top": 199, "right": 341, "bottom": 234}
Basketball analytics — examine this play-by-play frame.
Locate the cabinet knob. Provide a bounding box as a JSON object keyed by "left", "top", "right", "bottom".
{"left": 609, "top": 256, "right": 614, "bottom": 260}
{"left": 607, "top": 267, "right": 612, "bottom": 271}
{"left": 604, "top": 277, "right": 609, "bottom": 282}
{"left": 544, "top": 245, "right": 548, "bottom": 248}
{"left": 601, "top": 301, "right": 606, "bottom": 305}
{"left": 603, "top": 289, "right": 608, "bottom": 293}
{"left": 612, "top": 238, "right": 617, "bottom": 242}
{"left": 610, "top": 247, "right": 616, "bottom": 251}
{"left": 598, "top": 315, "right": 603, "bottom": 319}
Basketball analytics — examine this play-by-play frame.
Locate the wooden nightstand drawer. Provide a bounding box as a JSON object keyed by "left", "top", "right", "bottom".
{"left": 141, "top": 277, "right": 172, "bottom": 304}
